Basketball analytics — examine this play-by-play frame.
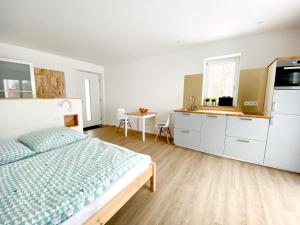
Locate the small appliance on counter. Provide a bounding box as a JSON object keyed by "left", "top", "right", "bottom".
{"left": 218, "top": 96, "right": 233, "bottom": 106}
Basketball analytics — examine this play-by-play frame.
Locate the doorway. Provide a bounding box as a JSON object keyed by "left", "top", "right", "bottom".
{"left": 75, "top": 70, "right": 102, "bottom": 128}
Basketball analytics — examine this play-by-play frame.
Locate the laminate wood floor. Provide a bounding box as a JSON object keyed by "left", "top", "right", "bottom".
{"left": 85, "top": 126, "right": 300, "bottom": 225}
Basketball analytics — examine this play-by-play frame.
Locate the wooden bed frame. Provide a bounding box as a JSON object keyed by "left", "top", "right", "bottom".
{"left": 85, "top": 162, "right": 156, "bottom": 225}
{"left": 0, "top": 99, "right": 156, "bottom": 225}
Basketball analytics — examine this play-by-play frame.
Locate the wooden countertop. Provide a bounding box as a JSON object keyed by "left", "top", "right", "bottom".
{"left": 174, "top": 108, "right": 271, "bottom": 119}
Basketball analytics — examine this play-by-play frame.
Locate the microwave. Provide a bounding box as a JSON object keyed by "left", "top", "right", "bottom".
{"left": 275, "top": 58, "right": 300, "bottom": 90}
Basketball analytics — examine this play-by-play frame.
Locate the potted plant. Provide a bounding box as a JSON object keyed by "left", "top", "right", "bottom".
{"left": 204, "top": 97, "right": 210, "bottom": 106}
{"left": 211, "top": 98, "right": 217, "bottom": 106}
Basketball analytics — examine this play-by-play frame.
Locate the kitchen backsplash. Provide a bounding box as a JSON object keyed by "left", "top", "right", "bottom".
{"left": 183, "top": 67, "right": 268, "bottom": 114}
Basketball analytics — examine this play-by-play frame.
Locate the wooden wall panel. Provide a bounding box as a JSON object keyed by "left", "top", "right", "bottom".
{"left": 183, "top": 68, "right": 268, "bottom": 114}
{"left": 238, "top": 68, "right": 268, "bottom": 114}
{"left": 183, "top": 74, "right": 203, "bottom": 109}
{"left": 34, "top": 68, "right": 66, "bottom": 98}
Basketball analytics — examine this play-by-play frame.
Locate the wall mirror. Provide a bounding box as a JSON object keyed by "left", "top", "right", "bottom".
{"left": 0, "top": 58, "right": 36, "bottom": 99}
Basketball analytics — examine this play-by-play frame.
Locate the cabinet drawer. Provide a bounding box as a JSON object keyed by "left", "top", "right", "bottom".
{"left": 224, "top": 137, "right": 266, "bottom": 164}
{"left": 174, "top": 112, "right": 202, "bottom": 131}
{"left": 174, "top": 128, "right": 200, "bottom": 150}
{"left": 226, "top": 116, "right": 269, "bottom": 141}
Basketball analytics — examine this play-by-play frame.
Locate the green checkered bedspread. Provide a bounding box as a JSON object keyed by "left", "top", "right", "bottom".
{"left": 0, "top": 138, "right": 149, "bottom": 225}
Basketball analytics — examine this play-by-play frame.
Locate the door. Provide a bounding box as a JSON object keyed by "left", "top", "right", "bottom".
{"left": 75, "top": 70, "right": 101, "bottom": 128}
{"left": 272, "top": 90, "right": 300, "bottom": 115}
{"left": 200, "top": 114, "right": 226, "bottom": 155}
{"left": 264, "top": 114, "right": 300, "bottom": 172}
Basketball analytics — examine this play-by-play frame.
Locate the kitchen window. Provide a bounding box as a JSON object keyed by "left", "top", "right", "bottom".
{"left": 203, "top": 54, "right": 241, "bottom": 106}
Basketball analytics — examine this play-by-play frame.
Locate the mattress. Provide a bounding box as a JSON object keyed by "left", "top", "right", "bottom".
{"left": 0, "top": 138, "right": 151, "bottom": 225}
{"left": 62, "top": 148, "right": 151, "bottom": 225}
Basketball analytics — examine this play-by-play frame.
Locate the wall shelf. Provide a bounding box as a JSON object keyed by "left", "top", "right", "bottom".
{"left": 64, "top": 114, "right": 79, "bottom": 127}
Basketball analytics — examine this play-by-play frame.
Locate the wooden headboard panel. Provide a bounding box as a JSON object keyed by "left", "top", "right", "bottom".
{"left": 0, "top": 99, "right": 83, "bottom": 139}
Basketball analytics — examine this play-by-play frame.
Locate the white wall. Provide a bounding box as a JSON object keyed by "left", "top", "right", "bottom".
{"left": 0, "top": 99, "right": 83, "bottom": 139}
{"left": 105, "top": 28, "right": 300, "bottom": 133}
{"left": 0, "top": 43, "right": 104, "bottom": 98}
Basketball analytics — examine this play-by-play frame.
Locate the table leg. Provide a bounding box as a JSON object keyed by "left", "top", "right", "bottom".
{"left": 125, "top": 116, "right": 128, "bottom": 137}
{"left": 142, "top": 117, "right": 145, "bottom": 141}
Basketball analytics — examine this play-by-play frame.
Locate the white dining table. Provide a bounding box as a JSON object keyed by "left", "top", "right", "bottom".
{"left": 125, "top": 111, "right": 156, "bottom": 141}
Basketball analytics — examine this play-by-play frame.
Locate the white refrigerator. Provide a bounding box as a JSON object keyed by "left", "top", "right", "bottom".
{"left": 264, "top": 90, "right": 300, "bottom": 172}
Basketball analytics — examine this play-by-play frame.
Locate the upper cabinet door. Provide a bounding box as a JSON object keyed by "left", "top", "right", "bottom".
{"left": 200, "top": 114, "right": 227, "bottom": 155}
{"left": 272, "top": 90, "right": 300, "bottom": 115}
{"left": 174, "top": 112, "right": 202, "bottom": 132}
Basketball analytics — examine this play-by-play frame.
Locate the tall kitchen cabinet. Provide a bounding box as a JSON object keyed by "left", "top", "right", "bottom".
{"left": 264, "top": 90, "right": 300, "bottom": 172}
{"left": 263, "top": 57, "right": 300, "bottom": 173}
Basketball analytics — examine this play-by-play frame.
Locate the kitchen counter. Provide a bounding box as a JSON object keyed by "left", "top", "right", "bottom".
{"left": 174, "top": 108, "right": 271, "bottom": 119}
{"left": 174, "top": 106, "right": 270, "bottom": 167}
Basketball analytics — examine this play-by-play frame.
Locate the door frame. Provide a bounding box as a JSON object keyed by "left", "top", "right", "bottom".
{"left": 75, "top": 68, "right": 105, "bottom": 125}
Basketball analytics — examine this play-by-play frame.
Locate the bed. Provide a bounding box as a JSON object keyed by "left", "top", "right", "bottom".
{"left": 0, "top": 129, "right": 156, "bottom": 225}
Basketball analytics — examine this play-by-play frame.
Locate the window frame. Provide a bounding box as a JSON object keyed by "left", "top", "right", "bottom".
{"left": 84, "top": 79, "right": 92, "bottom": 121}
{"left": 202, "top": 54, "right": 241, "bottom": 106}
{"left": 0, "top": 57, "right": 36, "bottom": 98}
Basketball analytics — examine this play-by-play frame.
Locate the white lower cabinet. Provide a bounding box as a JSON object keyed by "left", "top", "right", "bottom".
{"left": 174, "top": 128, "right": 201, "bottom": 150}
{"left": 224, "top": 137, "right": 266, "bottom": 164}
{"left": 174, "top": 112, "right": 270, "bottom": 167}
{"left": 173, "top": 109, "right": 300, "bottom": 172}
{"left": 200, "top": 114, "right": 226, "bottom": 155}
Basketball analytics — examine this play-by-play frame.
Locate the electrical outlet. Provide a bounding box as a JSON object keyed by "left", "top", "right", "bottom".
{"left": 244, "top": 101, "right": 258, "bottom": 106}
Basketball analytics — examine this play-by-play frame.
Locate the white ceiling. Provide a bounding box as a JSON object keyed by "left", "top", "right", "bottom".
{"left": 0, "top": 0, "right": 300, "bottom": 65}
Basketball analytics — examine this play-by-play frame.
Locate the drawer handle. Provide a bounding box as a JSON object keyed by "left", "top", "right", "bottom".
{"left": 182, "top": 113, "right": 191, "bottom": 116}
{"left": 271, "top": 102, "right": 277, "bottom": 112}
{"left": 239, "top": 117, "right": 253, "bottom": 121}
{"left": 207, "top": 115, "right": 218, "bottom": 118}
{"left": 270, "top": 116, "right": 275, "bottom": 126}
{"left": 237, "top": 139, "right": 251, "bottom": 143}
{"left": 181, "top": 130, "right": 190, "bottom": 133}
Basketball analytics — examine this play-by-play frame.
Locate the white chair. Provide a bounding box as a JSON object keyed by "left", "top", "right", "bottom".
{"left": 155, "top": 117, "right": 172, "bottom": 144}
{"left": 117, "top": 108, "right": 132, "bottom": 129}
